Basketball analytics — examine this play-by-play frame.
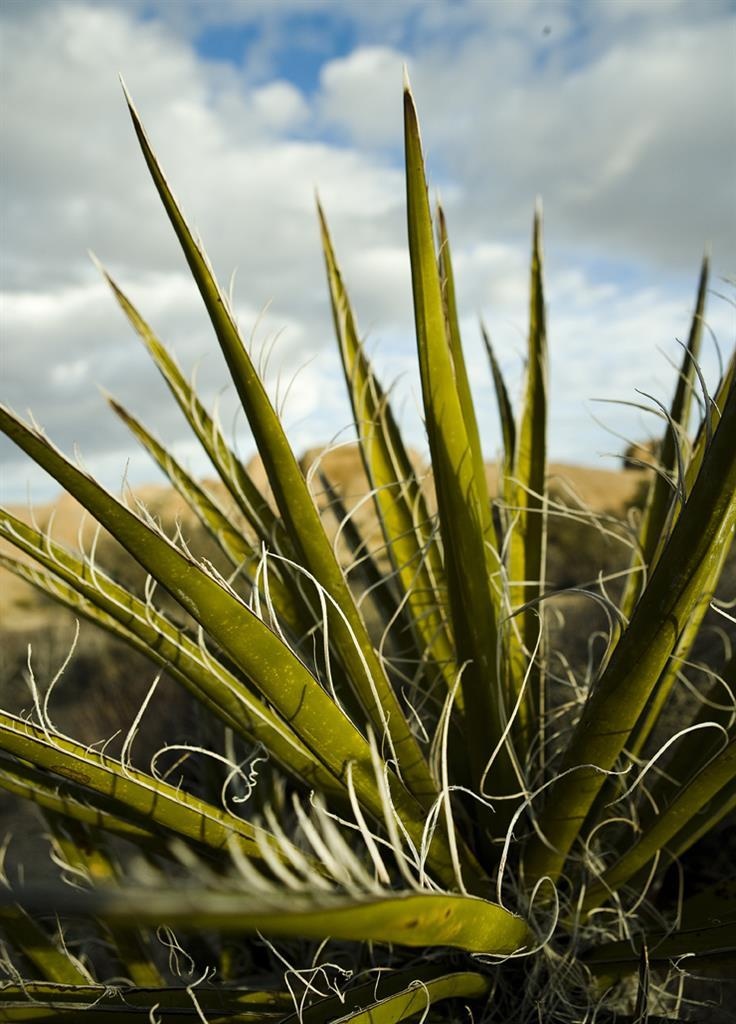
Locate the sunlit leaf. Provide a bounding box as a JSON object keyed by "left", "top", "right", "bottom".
{"left": 525, "top": 375, "right": 736, "bottom": 883}
{"left": 620, "top": 255, "right": 709, "bottom": 618}
{"left": 122, "top": 87, "right": 438, "bottom": 811}
{"left": 404, "top": 80, "right": 511, "bottom": 796}
{"left": 319, "top": 201, "right": 458, "bottom": 701}
{"left": 4, "top": 887, "right": 531, "bottom": 956}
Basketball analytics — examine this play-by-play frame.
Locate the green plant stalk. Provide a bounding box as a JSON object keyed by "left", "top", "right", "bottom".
{"left": 619, "top": 255, "right": 709, "bottom": 619}
{"left": 0, "top": 518, "right": 347, "bottom": 802}
{"left": 122, "top": 88, "right": 438, "bottom": 812}
{"left": 0, "top": 906, "right": 93, "bottom": 986}
{"left": 524, "top": 376, "right": 736, "bottom": 883}
{"left": 104, "top": 272, "right": 284, "bottom": 551}
{"left": 625, "top": 534, "right": 732, "bottom": 759}
{"left": 404, "top": 83, "right": 511, "bottom": 799}
{"left": 505, "top": 209, "right": 548, "bottom": 745}
{"left": 3, "top": 888, "right": 532, "bottom": 955}
{"left": 106, "top": 394, "right": 312, "bottom": 639}
{"left": 42, "top": 812, "right": 163, "bottom": 987}
{"left": 319, "top": 202, "right": 458, "bottom": 702}
{"left": 0, "top": 408, "right": 469, "bottom": 887}
{"left": 583, "top": 736, "right": 736, "bottom": 909}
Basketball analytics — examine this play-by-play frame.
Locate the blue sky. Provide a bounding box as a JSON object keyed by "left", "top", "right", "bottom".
{"left": 196, "top": 12, "right": 356, "bottom": 92}
{"left": 1, "top": 0, "right": 735, "bottom": 502}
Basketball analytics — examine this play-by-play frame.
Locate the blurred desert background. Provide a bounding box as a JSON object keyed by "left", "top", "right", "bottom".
{"left": 3, "top": 445, "right": 732, "bottom": 753}
{"left": 1, "top": 442, "right": 734, "bottom": 900}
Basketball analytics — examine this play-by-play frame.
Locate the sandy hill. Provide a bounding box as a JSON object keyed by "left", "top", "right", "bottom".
{"left": 1, "top": 446, "right": 647, "bottom": 630}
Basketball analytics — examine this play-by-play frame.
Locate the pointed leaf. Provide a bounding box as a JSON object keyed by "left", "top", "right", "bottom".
{"left": 505, "top": 208, "right": 548, "bottom": 741}
{"left": 0, "top": 907, "right": 92, "bottom": 986}
{"left": 654, "top": 775, "right": 736, "bottom": 869}
{"left": 123, "top": 88, "right": 437, "bottom": 809}
{"left": 0, "top": 754, "right": 164, "bottom": 852}
{"left": 525, "top": 373, "right": 736, "bottom": 883}
{"left": 437, "top": 204, "right": 492, "bottom": 544}
{"left": 620, "top": 255, "right": 709, "bottom": 618}
{"left": 106, "top": 394, "right": 313, "bottom": 639}
{"left": 0, "top": 711, "right": 282, "bottom": 863}
{"left": 41, "top": 812, "right": 162, "bottom": 987}
{"left": 279, "top": 965, "right": 485, "bottom": 1024}
{"left": 326, "top": 970, "right": 490, "bottom": 1024}
{"left": 684, "top": 343, "right": 735, "bottom": 493}
{"left": 318, "top": 202, "right": 458, "bottom": 700}
{"left": 104, "top": 272, "right": 282, "bottom": 549}
{"left": 583, "top": 736, "right": 736, "bottom": 909}
{"left": 404, "top": 82, "right": 510, "bottom": 795}
{"left": 318, "top": 469, "right": 404, "bottom": 632}
{"left": 0, "top": 514, "right": 345, "bottom": 801}
{"left": 481, "top": 322, "right": 516, "bottom": 487}
{"left": 626, "top": 533, "right": 732, "bottom": 758}
{"left": 4, "top": 887, "right": 531, "bottom": 955}
{"left": 0, "top": 983, "right": 291, "bottom": 1021}
{"left": 584, "top": 922, "right": 736, "bottom": 981}
{"left": 0, "top": 407, "right": 463, "bottom": 888}
{"left": 644, "top": 653, "right": 735, "bottom": 817}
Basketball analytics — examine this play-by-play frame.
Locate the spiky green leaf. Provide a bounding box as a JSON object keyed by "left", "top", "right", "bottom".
{"left": 0, "top": 983, "right": 290, "bottom": 1022}
{"left": 0, "top": 406, "right": 470, "bottom": 885}
{"left": 525, "top": 374, "right": 736, "bottom": 883}
{"left": 0, "top": 711, "right": 280, "bottom": 863}
{"left": 0, "top": 513, "right": 346, "bottom": 801}
{"left": 4, "top": 887, "right": 531, "bottom": 955}
{"left": 619, "top": 255, "right": 709, "bottom": 618}
{"left": 505, "top": 208, "right": 548, "bottom": 742}
{"left": 404, "top": 81, "right": 510, "bottom": 796}
{"left": 317, "top": 970, "right": 490, "bottom": 1023}
{"left": 318, "top": 202, "right": 459, "bottom": 701}
{"left": 122, "top": 87, "right": 438, "bottom": 810}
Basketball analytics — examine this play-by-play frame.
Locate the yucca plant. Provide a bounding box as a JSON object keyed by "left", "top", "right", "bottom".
{"left": 0, "top": 78, "right": 734, "bottom": 1023}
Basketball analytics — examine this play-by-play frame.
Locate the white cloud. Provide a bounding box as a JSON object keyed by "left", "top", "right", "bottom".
{"left": 311, "top": 10, "right": 735, "bottom": 272}
{"left": 1, "top": 0, "right": 734, "bottom": 504}
{"left": 251, "top": 81, "right": 309, "bottom": 128}
{"left": 318, "top": 46, "right": 406, "bottom": 145}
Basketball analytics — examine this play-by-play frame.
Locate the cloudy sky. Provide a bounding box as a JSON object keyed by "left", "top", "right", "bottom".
{"left": 1, "top": 0, "right": 734, "bottom": 502}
